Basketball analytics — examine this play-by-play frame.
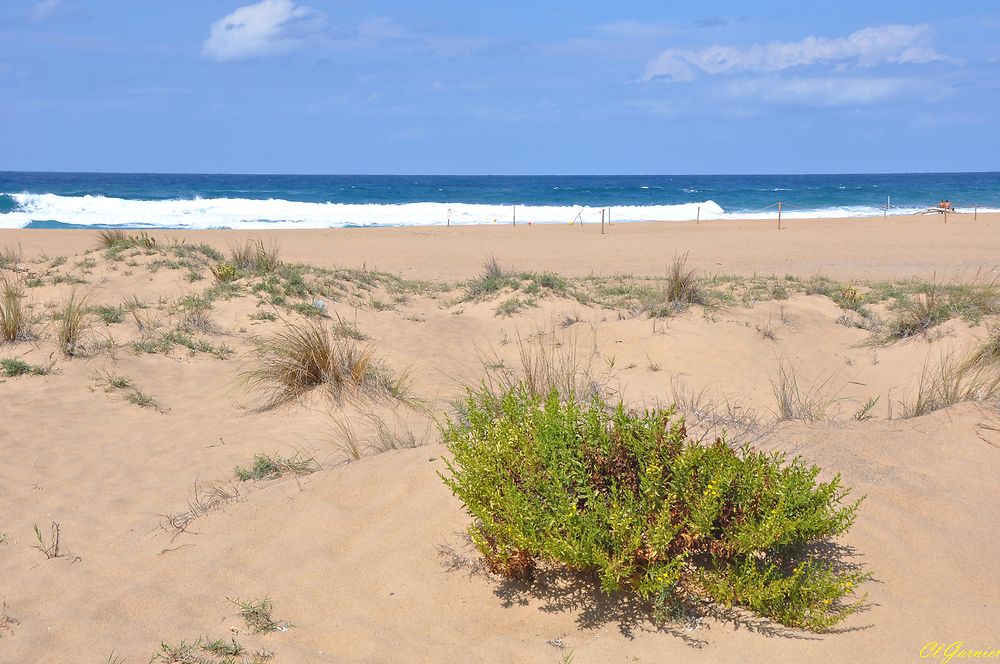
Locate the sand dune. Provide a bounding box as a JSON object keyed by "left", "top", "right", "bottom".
{"left": 1, "top": 218, "right": 999, "bottom": 663}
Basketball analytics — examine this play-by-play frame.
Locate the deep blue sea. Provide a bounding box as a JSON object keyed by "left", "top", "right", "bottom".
{"left": 1, "top": 172, "right": 998, "bottom": 229}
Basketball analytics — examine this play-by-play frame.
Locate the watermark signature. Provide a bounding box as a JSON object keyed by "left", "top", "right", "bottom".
{"left": 921, "top": 641, "right": 1000, "bottom": 662}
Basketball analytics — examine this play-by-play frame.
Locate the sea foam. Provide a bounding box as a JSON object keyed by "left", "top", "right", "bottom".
{"left": 0, "top": 193, "right": 994, "bottom": 230}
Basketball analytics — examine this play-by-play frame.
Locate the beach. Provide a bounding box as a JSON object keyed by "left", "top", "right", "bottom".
{"left": 1, "top": 213, "right": 999, "bottom": 663}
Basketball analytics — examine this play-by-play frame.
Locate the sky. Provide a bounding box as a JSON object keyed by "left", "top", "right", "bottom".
{"left": 1, "top": 0, "right": 999, "bottom": 174}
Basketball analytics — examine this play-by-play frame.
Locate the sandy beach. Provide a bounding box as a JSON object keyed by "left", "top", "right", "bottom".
{"left": 1, "top": 213, "right": 999, "bottom": 663}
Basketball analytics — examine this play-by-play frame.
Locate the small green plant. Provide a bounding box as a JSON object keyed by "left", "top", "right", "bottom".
{"left": 495, "top": 295, "right": 534, "bottom": 317}
{"left": 230, "top": 596, "right": 286, "bottom": 634}
{"left": 234, "top": 452, "right": 319, "bottom": 481}
{"left": 210, "top": 261, "right": 241, "bottom": 283}
{"left": 32, "top": 522, "right": 79, "bottom": 562}
{"left": 331, "top": 313, "right": 368, "bottom": 340}
{"left": 1, "top": 357, "right": 49, "bottom": 377}
{"left": 89, "top": 304, "right": 126, "bottom": 324}
{"left": 249, "top": 310, "right": 279, "bottom": 322}
{"left": 201, "top": 637, "right": 244, "bottom": 657}
{"left": 442, "top": 386, "right": 867, "bottom": 631}
{"left": 98, "top": 371, "right": 160, "bottom": 410}
{"left": 853, "top": 396, "right": 880, "bottom": 421}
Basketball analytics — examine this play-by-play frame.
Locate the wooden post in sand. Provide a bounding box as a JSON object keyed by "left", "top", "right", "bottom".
{"left": 777, "top": 201, "right": 783, "bottom": 230}
{"left": 513, "top": 205, "right": 516, "bottom": 227}
{"left": 885, "top": 195, "right": 889, "bottom": 219}
{"left": 697, "top": 206, "right": 701, "bottom": 224}
{"left": 601, "top": 208, "right": 606, "bottom": 235}
{"left": 608, "top": 206, "right": 611, "bottom": 227}
{"left": 975, "top": 205, "right": 978, "bottom": 221}
{"left": 447, "top": 208, "right": 451, "bottom": 227}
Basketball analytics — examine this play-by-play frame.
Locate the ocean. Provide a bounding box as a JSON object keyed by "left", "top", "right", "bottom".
{"left": 1, "top": 171, "right": 998, "bottom": 230}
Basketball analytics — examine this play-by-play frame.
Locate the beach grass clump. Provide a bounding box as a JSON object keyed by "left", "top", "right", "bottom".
{"left": 0, "top": 273, "right": 34, "bottom": 342}
{"left": 54, "top": 290, "right": 91, "bottom": 357}
{"left": 97, "top": 229, "right": 156, "bottom": 253}
{"left": 234, "top": 452, "right": 319, "bottom": 482}
{"left": 1, "top": 358, "right": 50, "bottom": 377}
{"left": 240, "top": 319, "right": 410, "bottom": 410}
{"left": 465, "top": 256, "right": 571, "bottom": 302}
{"left": 640, "top": 253, "right": 707, "bottom": 317}
{"left": 441, "top": 386, "right": 867, "bottom": 631}
{"left": 229, "top": 239, "right": 282, "bottom": 276}
{"left": 886, "top": 285, "right": 951, "bottom": 339}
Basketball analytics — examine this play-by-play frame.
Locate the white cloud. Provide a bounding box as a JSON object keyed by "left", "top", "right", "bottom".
{"left": 724, "top": 77, "right": 916, "bottom": 107}
{"left": 201, "top": 0, "right": 326, "bottom": 63}
{"left": 29, "top": 0, "right": 67, "bottom": 22}
{"left": 643, "top": 25, "right": 944, "bottom": 82}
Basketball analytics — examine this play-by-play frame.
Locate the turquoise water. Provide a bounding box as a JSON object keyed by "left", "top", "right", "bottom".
{"left": 1, "top": 172, "right": 997, "bottom": 229}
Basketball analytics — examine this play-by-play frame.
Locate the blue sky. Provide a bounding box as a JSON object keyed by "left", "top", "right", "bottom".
{"left": 2, "top": 0, "right": 998, "bottom": 174}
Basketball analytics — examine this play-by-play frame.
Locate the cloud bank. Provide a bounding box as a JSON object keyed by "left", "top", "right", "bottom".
{"left": 642, "top": 24, "right": 943, "bottom": 82}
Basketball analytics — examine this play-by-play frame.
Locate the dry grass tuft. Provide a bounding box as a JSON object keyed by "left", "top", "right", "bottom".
{"left": 667, "top": 378, "right": 773, "bottom": 445}
{"left": 330, "top": 405, "right": 428, "bottom": 460}
{"left": 964, "top": 324, "right": 1000, "bottom": 373}
{"left": 641, "top": 252, "right": 707, "bottom": 316}
{"left": 161, "top": 481, "right": 240, "bottom": 539}
{"left": 478, "top": 326, "right": 613, "bottom": 402}
{"left": 0, "top": 602, "right": 15, "bottom": 638}
{"left": 54, "top": 290, "right": 91, "bottom": 356}
{"left": 0, "top": 272, "right": 34, "bottom": 342}
{"left": 902, "top": 348, "right": 1000, "bottom": 418}
{"left": 240, "top": 319, "right": 411, "bottom": 411}
{"left": 769, "top": 359, "right": 842, "bottom": 421}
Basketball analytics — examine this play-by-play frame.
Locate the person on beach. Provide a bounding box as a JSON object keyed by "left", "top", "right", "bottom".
{"left": 938, "top": 200, "right": 953, "bottom": 210}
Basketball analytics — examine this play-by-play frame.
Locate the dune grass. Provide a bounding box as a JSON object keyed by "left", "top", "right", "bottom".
{"left": 0, "top": 273, "right": 34, "bottom": 342}
{"left": 240, "top": 319, "right": 411, "bottom": 410}
{"left": 54, "top": 290, "right": 91, "bottom": 357}
{"left": 770, "top": 359, "right": 842, "bottom": 421}
{"left": 96, "top": 229, "right": 156, "bottom": 252}
{"left": 901, "top": 348, "right": 1000, "bottom": 418}
{"left": 478, "top": 327, "right": 613, "bottom": 404}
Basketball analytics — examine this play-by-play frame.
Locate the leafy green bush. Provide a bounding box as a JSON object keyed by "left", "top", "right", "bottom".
{"left": 441, "top": 385, "right": 867, "bottom": 631}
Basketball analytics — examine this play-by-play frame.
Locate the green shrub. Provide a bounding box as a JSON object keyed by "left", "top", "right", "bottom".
{"left": 441, "top": 385, "right": 867, "bottom": 631}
